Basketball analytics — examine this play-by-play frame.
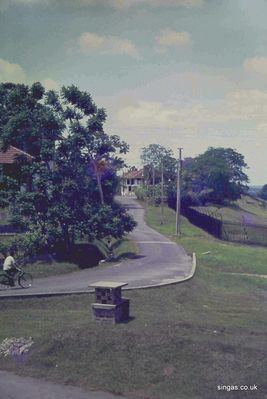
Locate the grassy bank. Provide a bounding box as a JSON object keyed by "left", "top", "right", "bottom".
{"left": 194, "top": 195, "right": 267, "bottom": 225}
{"left": 145, "top": 203, "right": 267, "bottom": 276}
{"left": 0, "top": 205, "right": 266, "bottom": 399}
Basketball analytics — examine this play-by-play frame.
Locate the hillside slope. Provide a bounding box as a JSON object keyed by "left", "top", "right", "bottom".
{"left": 193, "top": 195, "right": 267, "bottom": 226}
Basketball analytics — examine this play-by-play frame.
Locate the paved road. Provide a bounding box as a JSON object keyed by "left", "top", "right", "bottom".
{"left": 0, "top": 370, "right": 128, "bottom": 399}
{"left": 0, "top": 197, "right": 193, "bottom": 297}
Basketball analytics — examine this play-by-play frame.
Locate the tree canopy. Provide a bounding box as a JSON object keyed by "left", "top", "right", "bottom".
{"left": 138, "top": 145, "right": 249, "bottom": 209}
{"left": 0, "top": 82, "right": 136, "bottom": 256}
{"left": 141, "top": 143, "right": 176, "bottom": 184}
{"left": 184, "top": 147, "right": 249, "bottom": 204}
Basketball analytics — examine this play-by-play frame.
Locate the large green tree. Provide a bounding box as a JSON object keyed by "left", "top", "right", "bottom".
{"left": 173, "top": 147, "right": 249, "bottom": 207}
{"left": 141, "top": 143, "right": 176, "bottom": 185}
{"left": 0, "top": 83, "right": 135, "bottom": 255}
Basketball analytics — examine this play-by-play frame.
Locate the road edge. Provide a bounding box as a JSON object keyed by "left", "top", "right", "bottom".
{"left": 0, "top": 253, "right": 196, "bottom": 299}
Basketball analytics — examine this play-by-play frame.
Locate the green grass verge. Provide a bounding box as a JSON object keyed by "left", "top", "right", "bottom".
{"left": 0, "top": 208, "right": 10, "bottom": 225}
{"left": 145, "top": 203, "right": 267, "bottom": 276}
{"left": 111, "top": 237, "right": 139, "bottom": 260}
{"left": 0, "top": 204, "right": 266, "bottom": 399}
{"left": 23, "top": 261, "right": 79, "bottom": 278}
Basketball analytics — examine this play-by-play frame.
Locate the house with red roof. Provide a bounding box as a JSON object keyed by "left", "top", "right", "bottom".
{"left": 121, "top": 169, "right": 144, "bottom": 196}
{"left": 0, "top": 145, "right": 33, "bottom": 189}
{"left": 0, "top": 145, "right": 33, "bottom": 165}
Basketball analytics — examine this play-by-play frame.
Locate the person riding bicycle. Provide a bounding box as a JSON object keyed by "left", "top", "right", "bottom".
{"left": 3, "top": 251, "right": 19, "bottom": 287}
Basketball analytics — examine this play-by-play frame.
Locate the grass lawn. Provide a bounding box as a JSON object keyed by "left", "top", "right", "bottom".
{"left": 0, "top": 208, "right": 10, "bottom": 225}
{"left": 0, "top": 205, "right": 266, "bottom": 399}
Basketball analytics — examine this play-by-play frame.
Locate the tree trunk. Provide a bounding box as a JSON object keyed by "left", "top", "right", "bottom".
{"left": 62, "top": 224, "right": 72, "bottom": 255}
{"left": 93, "top": 160, "right": 104, "bottom": 205}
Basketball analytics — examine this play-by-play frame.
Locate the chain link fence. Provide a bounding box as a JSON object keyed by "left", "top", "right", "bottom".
{"left": 183, "top": 206, "right": 267, "bottom": 246}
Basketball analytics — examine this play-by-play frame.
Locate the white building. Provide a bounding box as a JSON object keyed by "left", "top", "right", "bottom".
{"left": 121, "top": 169, "right": 144, "bottom": 196}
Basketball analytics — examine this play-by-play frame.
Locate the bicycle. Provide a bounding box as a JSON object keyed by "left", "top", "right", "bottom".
{"left": 0, "top": 267, "right": 33, "bottom": 289}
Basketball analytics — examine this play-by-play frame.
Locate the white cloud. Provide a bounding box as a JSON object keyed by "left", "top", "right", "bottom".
{"left": 0, "top": 58, "right": 26, "bottom": 83}
{"left": 0, "top": 0, "right": 49, "bottom": 11}
{"left": 78, "top": 0, "right": 203, "bottom": 9}
{"left": 101, "top": 0, "right": 144, "bottom": 10}
{"left": 77, "top": 32, "right": 140, "bottom": 59}
{"left": 117, "top": 101, "right": 209, "bottom": 132}
{"left": 256, "top": 123, "right": 267, "bottom": 138}
{"left": 224, "top": 89, "right": 267, "bottom": 123}
{"left": 106, "top": 85, "right": 267, "bottom": 183}
{"left": 79, "top": 32, "right": 105, "bottom": 51}
{"left": 109, "top": 0, "right": 203, "bottom": 10}
{"left": 115, "top": 88, "right": 267, "bottom": 137}
{"left": 12, "top": 0, "right": 43, "bottom": 3}
{"left": 244, "top": 57, "right": 267, "bottom": 75}
{"left": 156, "top": 29, "right": 192, "bottom": 52}
{"left": 1, "top": 0, "right": 204, "bottom": 11}
{"left": 43, "top": 78, "right": 59, "bottom": 91}
{"left": 151, "top": 0, "right": 203, "bottom": 8}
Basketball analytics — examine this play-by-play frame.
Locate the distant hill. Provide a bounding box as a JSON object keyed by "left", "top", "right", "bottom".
{"left": 248, "top": 186, "right": 262, "bottom": 196}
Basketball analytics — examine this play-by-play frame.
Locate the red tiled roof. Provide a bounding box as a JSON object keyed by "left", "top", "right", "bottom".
{"left": 123, "top": 169, "right": 144, "bottom": 179}
{"left": 0, "top": 146, "right": 33, "bottom": 164}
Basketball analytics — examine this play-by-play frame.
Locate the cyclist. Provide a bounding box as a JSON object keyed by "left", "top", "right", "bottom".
{"left": 3, "top": 251, "right": 18, "bottom": 286}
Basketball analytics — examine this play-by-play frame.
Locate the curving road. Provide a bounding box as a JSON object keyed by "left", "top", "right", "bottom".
{"left": 0, "top": 197, "right": 193, "bottom": 298}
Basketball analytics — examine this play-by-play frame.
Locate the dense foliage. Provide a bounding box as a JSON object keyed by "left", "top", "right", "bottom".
{"left": 183, "top": 147, "right": 249, "bottom": 205}
{"left": 141, "top": 143, "right": 176, "bottom": 185}
{"left": 0, "top": 82, "right": 136, "bottom": 257}
{"left": 138, "top": 144, "right": 249, "bottom": 209}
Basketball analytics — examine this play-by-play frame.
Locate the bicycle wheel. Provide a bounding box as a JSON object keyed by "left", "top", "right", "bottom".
{"left": 0, "top": 272, "right": 11, "bottom": 286}
{"left": 18, "top": 272, "right": 33, "bottom": 288}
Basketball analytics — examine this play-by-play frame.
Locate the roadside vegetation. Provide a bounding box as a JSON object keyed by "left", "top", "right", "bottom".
{"left": 137, "top": 144, "right": 249, "bottom": 211}
{"left": 0, "top": 204, "right": 266, "bottom": 399}
{"left": 0, "top": 237, "right": 138, "bottom": 278}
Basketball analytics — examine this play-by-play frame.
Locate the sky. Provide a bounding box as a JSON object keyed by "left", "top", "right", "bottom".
{"left": 1, "top": 0, "right": 267, "bottom": 184}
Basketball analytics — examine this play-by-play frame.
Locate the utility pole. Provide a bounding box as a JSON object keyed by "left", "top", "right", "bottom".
{"left": 152, "top": 164, "right": 155, "bottom": 203}
{"left": 160, "top": 160, "right": 164, "bottom": 225}
{"left": 175, "top": 148, "right": 183, "bottom": 235}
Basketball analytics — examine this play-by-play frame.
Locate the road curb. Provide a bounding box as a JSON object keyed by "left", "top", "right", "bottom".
{"left": 125, "top": 252, "right": 196, "bottom": 291}
{"left": 0, "top": 253, "right": 196, "bottom": 299}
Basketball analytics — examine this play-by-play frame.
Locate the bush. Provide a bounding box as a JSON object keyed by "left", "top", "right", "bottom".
{"left": 0, "top": 230, "right": 48, "bottom": 265}
{"left": 135, "top": 185, "right": 163, "bottom": 206}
